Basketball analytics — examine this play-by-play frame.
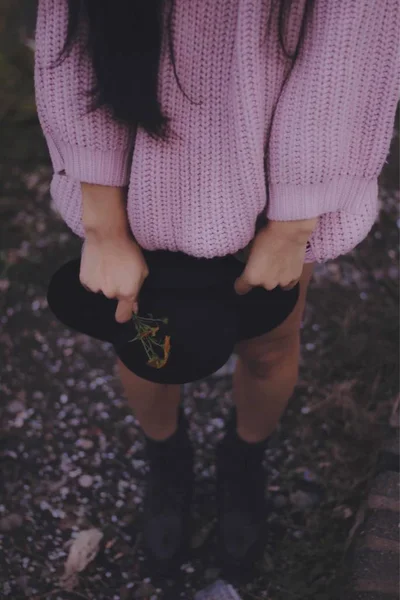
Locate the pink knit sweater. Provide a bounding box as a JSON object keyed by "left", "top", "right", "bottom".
{"left": 34, "top": 0, "right": 399, "bottom": 262}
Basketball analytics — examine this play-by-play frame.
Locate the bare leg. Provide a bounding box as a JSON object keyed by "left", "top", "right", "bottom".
{"left": 116, "top": 357, "right": 182, "bottom": 440}
{"left": 232, "top": 262, "right": 315, "bottom": 442}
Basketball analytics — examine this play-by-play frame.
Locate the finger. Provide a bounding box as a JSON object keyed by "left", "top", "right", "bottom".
{"left": 234, "top": 276, "right": 253, "bottom": 296}
{"left": 81, "top": 281, "right": 101, "bottom": 294}
{"left": 281, "top": 279, "right": 299, "bottom": 291}
{"left": 115, "top": 298, "right": 135, "bottom": 323}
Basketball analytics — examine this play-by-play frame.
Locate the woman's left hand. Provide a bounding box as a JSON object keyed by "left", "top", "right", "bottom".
{"left": 234, "top": 217, "right": 318, "bottom": 294}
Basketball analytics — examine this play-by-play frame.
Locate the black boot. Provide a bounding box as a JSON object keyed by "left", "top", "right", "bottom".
{"left": 142, "top": 407, "right": 194, "bottom": 573}
{"left": 216, "top": 408, "right": 269, "bottom": 573}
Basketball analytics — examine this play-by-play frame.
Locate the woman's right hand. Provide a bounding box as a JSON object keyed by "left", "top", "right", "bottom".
{"left": 80, "top": 231, "right": 149, "bottom": 323}
{"left": 79, "top": 182, "right": 149, "bottom": 323}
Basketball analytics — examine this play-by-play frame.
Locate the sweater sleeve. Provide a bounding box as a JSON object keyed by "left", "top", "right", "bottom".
{"left": 266, "top": 0, "right": 399, "bottom": 222}
{"left": 34, "top": 0, "right": 135, "bottom": 186}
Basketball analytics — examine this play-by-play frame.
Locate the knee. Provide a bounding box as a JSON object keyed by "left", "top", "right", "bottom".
{"left": 238, "top": 333, "right": 300, "bottom": 381}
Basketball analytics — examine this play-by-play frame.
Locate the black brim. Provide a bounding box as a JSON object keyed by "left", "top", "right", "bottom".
{"left": 46, "top": 253, "right": 300, "bottom": 384}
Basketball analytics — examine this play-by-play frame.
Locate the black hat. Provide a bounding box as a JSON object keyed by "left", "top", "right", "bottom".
{"left": 46, "top": 249, "right": 299, "bottom": 384}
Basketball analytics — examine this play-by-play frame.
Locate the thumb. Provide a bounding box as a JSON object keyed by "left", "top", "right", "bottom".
{"left": 234, "top": 275, "right": 253, "bottom": 296}
{"left": 115, "top": 297, "right": 136, "bottom": 323}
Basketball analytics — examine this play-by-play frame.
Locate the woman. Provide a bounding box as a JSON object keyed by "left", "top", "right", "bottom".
{"left": 34, "top": 0, "right": 399, "bottom": 574}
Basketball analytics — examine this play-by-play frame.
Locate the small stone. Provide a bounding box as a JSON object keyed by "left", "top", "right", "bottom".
{"left": 333, "top": 505, "right": 353, "bottom": 519}
{"left": 132, "top": 459, "right": 146, "bottom": 470}
{"left": 7, "top": 400, "right": 25, "bottom": 414}
{"left": 76, "top": 439, "right": 94, "bottom": 450}
{"left": 2, "top": 581, "right": 11, "bottom": 596}
{"left": 292, "top": 530, "right": 304, "bottom": 539}
{"left": 211, "top": 418, "right": 224, "bottom": 429}
{"left": 14, "top": 413, "right": 28, "bottom": 428}
{"left": 195, "top": 580, "right": 242, "bottom": 600}
{"left": 0, "top": 279, "right": 10, "bottom": 293}
{"left": 79, "top": 474, "right": 93, "bottom": 488}
{"left": 69, "top": 468, "right": 82, "bottom": 478}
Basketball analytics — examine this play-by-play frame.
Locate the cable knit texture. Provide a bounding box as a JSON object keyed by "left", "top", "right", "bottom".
{"left": 34, "top": 0, "right": 399, "bottom": 262}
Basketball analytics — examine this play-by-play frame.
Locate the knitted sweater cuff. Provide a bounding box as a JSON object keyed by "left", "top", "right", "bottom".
{"left": 266, "top": 176, "right": 378, "bottom": 221}
{"left": 59, "top": 142, "right": 133, "bottom": 187}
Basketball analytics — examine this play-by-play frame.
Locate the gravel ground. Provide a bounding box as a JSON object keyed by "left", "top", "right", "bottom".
{"left": 0, "top": 109, "right": 398, "bottom": 599}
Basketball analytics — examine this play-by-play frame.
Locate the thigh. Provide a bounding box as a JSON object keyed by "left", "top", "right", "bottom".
{"left": 234, "top": 262, "right": 315, "bottom": 359}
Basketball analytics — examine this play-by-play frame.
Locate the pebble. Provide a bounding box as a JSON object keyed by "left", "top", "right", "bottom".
{"left": 179, "top": 563, "right": 195, "bottom": 575}
{"left": 79, "top": 474, "right": 93, "bottom": 488}
{"left": 195, "top": 580, "right": 242, "bottom": 600}
{"left": 76, "top": 439, "right": 94, "bottom": 450}
{"left": 132, "top": 459, "right": 146, "bottom": 470}
{"left": 2, "top": 582, "right": 11, "bottom": 596}
{"left": 7, "top": 400, "right": 25, "bottom": 414}
{"left": 292, "top": 530, "right": 304, "bottom": 539}
{"left": 69, "top": 468, "right": 82, "bottom": 478}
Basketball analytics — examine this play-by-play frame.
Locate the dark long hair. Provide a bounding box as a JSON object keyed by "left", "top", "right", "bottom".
{"left": 56, "top": 0, "right": 314, "bottom": 144}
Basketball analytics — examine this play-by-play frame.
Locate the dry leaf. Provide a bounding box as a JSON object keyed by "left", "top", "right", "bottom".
{"left": 389, "top": 394, "right": 400, "bottom": 428}
{"left": 0, "top": 513, "right": 23, "bottom": 532}
{"left": 134, "top": 582, "right": 157, "bottom": 598}
{"left": 344, "top": 503, "right": 367, "bottom": 552}
{"left": 60, "top": 528, "right": 103, "bottom": 590}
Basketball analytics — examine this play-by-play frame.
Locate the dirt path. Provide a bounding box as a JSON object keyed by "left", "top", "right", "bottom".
{"left": 0, "top": 102, "right": 398, "bottom": 599}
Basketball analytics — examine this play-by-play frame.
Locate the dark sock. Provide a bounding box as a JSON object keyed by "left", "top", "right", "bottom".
{"left": 217, "top": 409, "right": 270, "bottom": 568}
{"left": 221, "top": 407, "right": 270, "bottom": 466}
{"left": 144, "top": 406, "right": 192, "bottom": 471}
{"left": 144, "top": 405, "right": 187, "bottom": 444}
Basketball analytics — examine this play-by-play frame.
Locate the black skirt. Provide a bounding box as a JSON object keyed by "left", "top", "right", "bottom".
{"left": 234, "top": 280, "right": 299, "bottom": 342}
